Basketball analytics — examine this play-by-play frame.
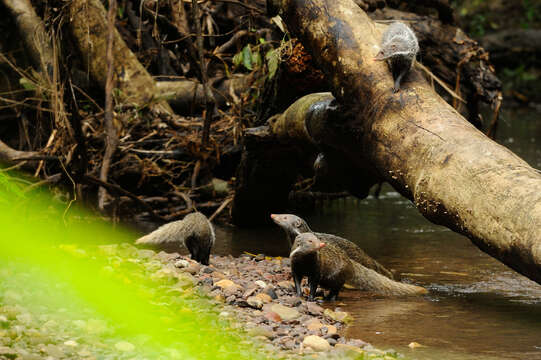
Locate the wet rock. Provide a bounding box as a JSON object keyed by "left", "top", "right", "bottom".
{"left": 223, "top": 284, "right": 243, "bottom": 297}
{"left": 226, "top": 295, "right": 237, "bottom": 304}
{"left": 246, "top": 296, "right": 264, "bottom": 309}
{"left": 269, "top": 304, "right": 300, "bottom": 321}
{"left": 114, "top": 341, "right": 135, "bottom": 352}
{"left": 282, "top": 296, "right": 302, "bottom": 307}
{"left": 248, "top": 326, "right": 274, "bottom": 339}
{"left": 324, "top": 308, "right": 352, "bottom": 323}
{"left": 327, "top": 337, "right": 337, "bottom": 346}
{"left": 303, "top": 335, "right": 331, "bottom": 352}
{"left": 202, "top": 267, "right": 214, "bottom": 274}
{"left": 185, "top": 263, "right": 200, "bottom": 275}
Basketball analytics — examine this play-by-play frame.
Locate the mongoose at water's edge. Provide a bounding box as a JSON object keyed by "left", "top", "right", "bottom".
{"left": 136, "top": 212, "right": 215, "bottom": 265}
{"left": 291, "top": 233, "right": 428, "bottom": 299}
{"left": 290, "top": 233, "right": 353, "bottom": 301}
{"left": 271, "top": 213, "right": 395, "bottom": 279}
{"left": 373, "top": 21, "right": 419, "bottom": 92}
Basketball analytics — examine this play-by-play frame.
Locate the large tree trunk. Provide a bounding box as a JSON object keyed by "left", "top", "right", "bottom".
{"left": 256, "top": 0, "right": 541, "bottom": 284}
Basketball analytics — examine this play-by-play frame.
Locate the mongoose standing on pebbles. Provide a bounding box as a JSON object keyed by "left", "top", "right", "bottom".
{"left": 136, "top": 212, "right": 215, "bottom": 265}
{"left": 373, "top": 21, "right": 419, "bottom": 92}
{"left": 291, "top": 233, "right": 428, "bottom": 299}
{"left": 290, "top": 233, "right": 354, "bottom": 301}
{"left": 271, "top": 213, "right": 395, "bottom": 279}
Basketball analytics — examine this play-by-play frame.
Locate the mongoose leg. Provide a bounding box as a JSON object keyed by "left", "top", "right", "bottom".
{"left": 325, "top": 288, "right": 339, "bottom": 301}
{"left": 308, "top": 277, "right": 319, "bottom": 301}
{"left": 293, "top": 274, "right": 303, "bottom": 297}
{"left": 393, "top": 71, "right": 406, "bottom": 92}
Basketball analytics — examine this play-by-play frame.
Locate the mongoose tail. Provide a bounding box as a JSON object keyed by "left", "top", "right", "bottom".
{"left": 349, "top": 262, "right": 428, "bottom": 296}
{"left": 135, "top": 212, "right": 215, "bottom": 265}
{"left": 271, "top": 213, "right": 394, "bottom": 279}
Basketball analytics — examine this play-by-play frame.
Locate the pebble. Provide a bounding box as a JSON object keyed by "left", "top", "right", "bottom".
{"left": 114, "top": 341, "right": 135, "bottom": 352}
{"left": 214, "top": 279, "right": 235, "bottom": 288}
{"left": 246, "top": 296, "right": 264, "bottom": 309}
{"left": 302, "top": 335, "right": 331, "bottom": 352}
{"left": 255, "top": 280, "right": 267, "bottom": 288}
{"left": 174, "top": 259, "right": 190, "bottom": 268}
{"left": 269, "top": 304, "right": 300, "bottom": 321}
{"left": 254, "top": 293, "right": 273, "bottom": 304}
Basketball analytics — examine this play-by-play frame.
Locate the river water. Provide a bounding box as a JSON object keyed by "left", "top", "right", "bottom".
{"left": 212, "top": 106, "right": 541, "bottom": 360}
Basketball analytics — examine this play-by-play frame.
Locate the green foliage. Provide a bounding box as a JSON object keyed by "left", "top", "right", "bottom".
{"left": 0, "top": 171, "right": 265, "bottom": 359}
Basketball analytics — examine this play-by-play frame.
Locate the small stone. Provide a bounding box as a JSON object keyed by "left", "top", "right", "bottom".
{"left": 137, "top": 249, "right": 156, "bottom": 259}
{"left": 185, "top": 263, "right": 200, "bottom": 275}
{"left": 255, "top": 280, "right": 267, "bottom": 288}
{"left": 306, "top": 319, "right": 324, "bottom": 331}
{"left": 305, "top": 302, "right": 324, "bottom": 315}
{"left": 64, "top": 340, "right": 78, "bottom": 347}
{"left": 246, "top": 296, "right": 264, "bottom": 309}
{"left": 202, "top": 267, "right": 214, "bottom": 274}
{"left": 263, "top": 286, "right": 278, "bottom": 299}
{"left": 242, "top": 287, "right": 258, "bottom": 299}
{"left": 264, "top": 311, "right": 282, "bottom": 322}
{"left": 303, "top": 335, "right": 331, "bottom": 352}
{"left": 215, "top": 279, "right": 235, "bottom": 288}
{"left": 223, "top": 284, "right": 243, "bottom": 297}
{"left": 327, "top": 338, "right": 337, "bottom": 346}
{"left": 0, "top": 346, "right": 18, "bottom": 358}
{"left": 174, "top": 259, "right": 190, "bottom": 268}
{"left": 44, "top": 344, "right": 64, "bottom": 358}
{"left": 114, "top": 341, "right": 135, "bottom": 352}
{"left": 219, "top": 312, "right": 230, "bottom": 317}
{"left": 248, "top": 326, "right": 274, "bottom": 339}
{"left": 270, "top": 304, "right": 300, "bottom": 321}
{"left": 408, "top": 341, "right": 425, "bottom": 349}
{"left": 277, "top": 281, "right": 294, "bottom": 289}
{"left": 226, "top": 295, "right": 236, "bottom": 304}
{"left": 324, "top": 325, "right": 337, "bottom": 335}
{"left": 255, "top": 293, "right": 273, "bottom": 303}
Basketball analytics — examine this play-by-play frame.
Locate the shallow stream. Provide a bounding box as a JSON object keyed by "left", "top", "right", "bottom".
{"left": 211, "top": 106, "right": 541, "bottom": 360}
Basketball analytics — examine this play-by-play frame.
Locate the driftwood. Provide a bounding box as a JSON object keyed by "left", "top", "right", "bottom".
{"left": 238, "top": 0, "right": 541, "bottom": 285}
{"left": 68, "top": 0, "right": 173, "bottom": 114}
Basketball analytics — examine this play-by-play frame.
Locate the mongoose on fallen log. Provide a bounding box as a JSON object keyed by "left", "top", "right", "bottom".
{"left": 270, "top": 213, "right": 395, "bottom": 279}
{"left": 373, "top": 21, "right": 419, "bottom": 92}
{"left": 291, "top": 233, "right": 428, "bottom": 299}
{"left": 136, "top": 212, "right": 215, "bottom": 265}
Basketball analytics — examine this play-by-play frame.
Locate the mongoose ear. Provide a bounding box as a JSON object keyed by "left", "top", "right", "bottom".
{"left": 373, "top": 50, "right": 385, "bottom": 61}
{"left": 295, "top": 219, "right": 302, "bottom": 228}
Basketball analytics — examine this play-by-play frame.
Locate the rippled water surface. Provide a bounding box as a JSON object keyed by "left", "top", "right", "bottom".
{"left": 213, "top": 106, "right": 541, "bottom": 360}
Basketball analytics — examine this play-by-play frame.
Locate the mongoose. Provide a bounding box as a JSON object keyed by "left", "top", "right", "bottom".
{"left": 135, "top": 212, "right": 215, "bottom": 265}
{"left": 290, "top": 233, "right": 354, "bottom": 301}
{"left": 373, "top": 21, "right": 419, "bottom": 92}
{"left": 270, "top": 213, "right": 395, "bottom": 279}
{"left": 291, "top": 233, "right": 428, "bottom": 299}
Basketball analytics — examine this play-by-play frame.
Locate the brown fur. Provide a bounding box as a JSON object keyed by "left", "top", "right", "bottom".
{"left": 291, "top": 233, "right": 427, "bottom": 299}
{"left": 271, "top": 213, "right": 395, "bottom": 279}
{"left": 136, "top": 212, "right": 215, "bottom": 265}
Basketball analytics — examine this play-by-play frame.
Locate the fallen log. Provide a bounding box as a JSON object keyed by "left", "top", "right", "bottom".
{"left": 248, "top": 0, "right": 541, "bottom": 285}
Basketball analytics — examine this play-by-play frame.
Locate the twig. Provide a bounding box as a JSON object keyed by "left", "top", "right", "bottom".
{"left": 191, "top": 159, "right": 201, "bottom": 189}
{"left": 209, "top": 196, "right": 233, "bottom": 221}
{"left": 99, "top": 0, "right": 120, "bottom": 211}
{"left": 415, "top": 62, "right": 465, "bottom": 104}
{"left": 486, "top": 92, "right": 502, "bottom": 139}
{"left": 192, "top": 0, "right": 216, "bottom": 145}
{"left": 23, "top": 173, "right": 62, "bottom": 193}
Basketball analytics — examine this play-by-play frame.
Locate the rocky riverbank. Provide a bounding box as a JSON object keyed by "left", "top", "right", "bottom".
{"left": 155, "top": 247, "right": 401, "bottom": 358}
{"left": 0, "top": 243, "right": 402, "bottom": 359}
